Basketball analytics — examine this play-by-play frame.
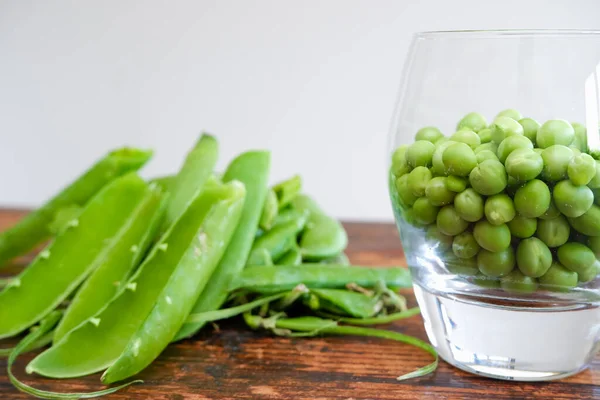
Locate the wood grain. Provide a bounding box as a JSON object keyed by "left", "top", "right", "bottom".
{"left": 0, "top": 209, "right": 598, "bottom": 399}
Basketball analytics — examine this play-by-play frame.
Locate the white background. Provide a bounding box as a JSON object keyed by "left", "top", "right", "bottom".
{"left": 1, "top": 0, "right": 600, "bottom": 220}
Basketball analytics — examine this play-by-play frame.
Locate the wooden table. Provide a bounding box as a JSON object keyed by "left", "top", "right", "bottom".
{"left": 0, "top": 209, "right": 598, "bottom": 399}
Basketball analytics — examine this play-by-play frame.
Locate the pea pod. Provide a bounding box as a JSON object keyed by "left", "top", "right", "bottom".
{"left": 259, "top": 188, "right": 278, "bottom": 230}
{"left": 230, "top": 265, "right": 412, "bottom": 293}
{"left": 247, "top": 212, "right": 308, "bottom": 265}
{"left": 174, "top": 150, "right": 271, "bottom": 341}
{"left": 277, "top": 246, "right": 302, "bottom": 266}
{"left": 272, "top": 208, "right": 307, "bottom": 227}
{"left": 272, "top": 175, "right": 302, "bottom": 209}
{"left": 243, "top": 314, "right": 438, "bottom": 381}
{"left": 53, "top": 184, "right": 167, "bottom": 343}
{"left": 101, "top": 181, "right": 245, "bottom": 384}
{"left": 149, "top": 174, "right": 175, "bottom": 192}
{"left": 0, "top": 173, "right": 160, "bottom": 340}
{"left": 0, "top": 148, "right": 152, "bottom": 268}
{"left": 27, "top": 180, "right": 237, "bottom": 378}
{"left": 319, "top": 252, "right": 350, "bottom": 265}
{"left": 291, "top": 194, "right": 348, "bottom": 260}
{"left": 162, "top": 133, "right": 218, "bottom": 230}
{"left": 307, "top": 288, "right": 383, "bottom": 318}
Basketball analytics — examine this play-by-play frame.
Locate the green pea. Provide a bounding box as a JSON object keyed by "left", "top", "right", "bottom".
{"left": 491, "top": 116, "right": 524, "bottom": 144}
{"left": 477, "top": 247, "right": 515, "bottom": 278}
{"left": 452, "top": 231, "right": 481, "bottom": 259}
{"left": 415, "top": 126, "right": 444, "bottom": 143}
{"left": 445, "top": 175, "right": 468, "bottom": 193}
{"left": 436, "top": 205, "right": 469, "bottom": 236}
{"left": 571, "top": 122, "right": 587, "bottom": 152}
{"left": 477, "top": 128, "right": 493, "bottom": 144}
{"left": 501, "top": 270, "right": 538, "bottom": 293}
{"left": 445, "top": 253, "right": 479, "bottom": 276}
{"left": 391, "top": 146, "right": 409, "bottom": 173}
{"left": 406, "top": 140, "right": 436, "bottom": 167}
{"left": 568, "top": 204, "right": 600, "bottom": 236}
{"left": 519, "top": 118, "right": 540, "bottom": 143}
{"left": 576, "top": 260, "right": 599, "bottom": 283}
{"left": 497, "top": 135, "right": 533, "bottom": 163}
{"left": 454, "top": 188, "right": 484, "bottom": 222}
{"left": 539, "top": 200, "right": 561, "bottom": 220}
{"left": 557, "top": 242, "right": 596, "bottom": 277}
{"left": 484, "top": 194, "right": 515, "bottom": 225}
{"left": 442, "top": 142, "right": 477, "bottom": 177}
{"left": 450, "top": 130, "right": 481, "bottom": 150}
{"left": 516, "top": 237, "right": 552, "bottom": 277}
{"left": 456, "top": 112, "right": 488, "bottom": 133}
{"left": 431, "top": 140, "right": 457, "bottom": 175}
{"left": 394, "top": 174, "right": 418, "bottom": 207}
{"left": 504, "top": 148, "right": 543, "bottom": 181}
{"left": 425, "top": 177, "right": 456, "bottom": 206}
{"left": 541, "top": 145, "right": 573, "bottom": 181}
{"left": 568, "top": 153, "right": 596, "bottom": 186}
{"left": 469, "top": 159, "right": 507, "bottom": 195}
{"left": 507, "top": 215, "right": 537, "bottom": 238}
{"left": 539, "top": 261, "right": 578, "bottom": 291}
{"left": 496, "top": 109, "right": 523, "bottom": 121}
{"left": 587, "top": 161, "right": 600, "bottom": 189}
{"left": 407, "top": 166, "right": 432, "bottom": 197}
{"left": 536, "top": 215, "right": 570, "bottom": 247}
{"left": 569, "top": 146, "right": 582, "bottom": 156}
{"left": 587, "top": 236, "right": 600, "bottom": 257}
{"left": 553, "top": 180, "right": 594, "bottom": 218}
{"left": 536, "top": 119, "right": 575, "bottom": 149}
{"left": 473, "top": 220, "right": 511, "bottom": 252}
{"left": 476, "top": 150, "right": 499, "bottom": 163}
{"left": 475, "top": 142, "right": 498, "bottom": 154}
{"left": 412, "top": 197, "right": 440, "bottom": 225}
{"left": 514, "top": 179, "right": 551, "bottom": 218}
{"left": 426, "top": 225, "right": 453, "bottom": 252}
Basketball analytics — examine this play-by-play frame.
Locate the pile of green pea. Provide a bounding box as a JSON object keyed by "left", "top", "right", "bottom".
{"left": 390, "top": 108, "right": 600, "bottom": 293}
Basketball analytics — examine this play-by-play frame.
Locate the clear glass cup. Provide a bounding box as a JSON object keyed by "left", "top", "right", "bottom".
{"left": 387, "top": 30, "right": 600, "bottom": 381}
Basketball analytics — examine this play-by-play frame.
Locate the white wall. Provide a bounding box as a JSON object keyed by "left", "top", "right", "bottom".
{"left": 1, "top": 0, "right": 599, "bottom": 220}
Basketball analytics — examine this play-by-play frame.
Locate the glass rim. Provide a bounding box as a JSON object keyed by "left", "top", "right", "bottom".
{"left": 415, "top": 29, "right": 600, "bottom": 39}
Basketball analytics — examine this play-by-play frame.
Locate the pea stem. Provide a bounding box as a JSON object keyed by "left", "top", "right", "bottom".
{"left": 315, "top": 307, "right": 421, "bottom": 325}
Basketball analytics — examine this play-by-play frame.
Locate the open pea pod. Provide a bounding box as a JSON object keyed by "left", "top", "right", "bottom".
{"left": 101, "top": 181, "right": 245, "bottom": 384}
{"left": 258, "top": 188, "right": 278, "bottom": 231}
{"left": 174, "top": 150, "right": 270, "bottom": 341}
{"left": 291, "top": 194, "right": 348, "bottom": 260}
{"left": 27, "top": 181, "right": 243, "bottom": 379}
{"left": 231, "top": 265, "right": 412, "bottom": 293}
{"left": 0, "top": 173, "right": 162, "bottom": 340}
{"left": 247, "top": 212, "right": 307, "bottom": 265}
{"left": 162, "top": 133, "right": 218, "bottom": 230}
{"left": 53, "top": 184, "right": 167, "bottom": 342}
{"left": 0, "top": 148, "right": 152, "bottom": 268}
{"left": 307, "top": 288, "right": 382, "bottom": 318}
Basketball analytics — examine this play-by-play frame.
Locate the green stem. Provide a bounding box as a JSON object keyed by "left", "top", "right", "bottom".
{"left": 316, "top": 307, "right": 421, "bottom": 325}
{"left": 0, "top": 330, "right": 54, "bottom": 357}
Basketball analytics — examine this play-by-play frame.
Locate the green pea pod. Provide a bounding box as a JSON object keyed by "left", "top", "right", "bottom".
{"left": 291, "top": 194, "right": 348, "bottom": 260}
{"left": 27, "top": 180, "right": 238, "bottom": 379}
{"left": 0, "top": 148, "right": 152, "bottom": 268}
{"left": 149, "top": 174, "right": 175, "bottom": 193}
{"left": 174, "top": 150, "right": 271, "bottom": 341}
{"left": 319, "top": 252, "right": 350, "bottom": 265}
{"left": 246, "top": 248, "right": 274, "bottom": 267}
{"left": 101, "top": 181, "right": 245, "bottom": 384}
{"left": 247, "top": 213, "right": 307, "bottom": 265}
{"left": 276, "top": 245, "right": 302, "bottom": 266}
{"left": 0, "top": 173, "right": 159, "bottom": 340}
{"left": 243, "top": 314, "right": 438, "bottom": 381}
{"left": 47, "top": 205, "right": 83, "bottom": 235}
{"left": 272, "top": 175, "right": 302, "bottom": 209}
{"left": 230, "top": 265, "right": 412, "bottom": 293}
{"left": 162, "top": 133, "right": 219, "bottom": 230}
{"left": 308, "top": 288, "right": 382, "bottom": 318}
{"left": 259, "top": 188, "right": 278, "bottom": 231}
{"left": 272, "top": 208, "right": 307, "bottom": 227}
{"left": 53, "top": 184, "right": 168, "bottom": 343}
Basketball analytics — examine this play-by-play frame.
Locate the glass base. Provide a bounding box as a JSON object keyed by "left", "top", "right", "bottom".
{"left": 413, "top": 283, "right": 600, "bottom": 381}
